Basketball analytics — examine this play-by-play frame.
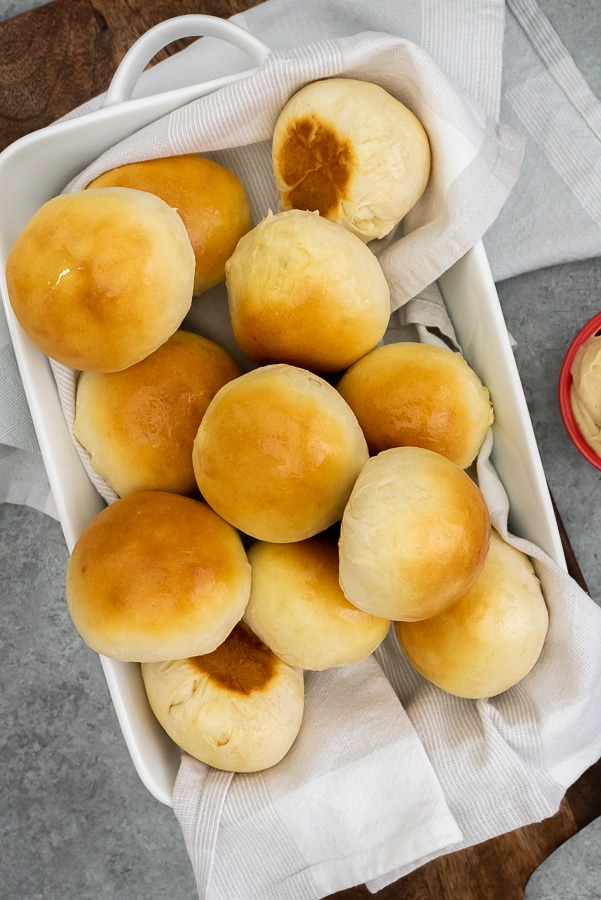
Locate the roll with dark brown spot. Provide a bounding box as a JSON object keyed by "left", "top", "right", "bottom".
{"left": 141, "top": 625, "right": 304, "bottom": 772}
{"left": 272, "top": 78, "right": 431, "bottom": 241}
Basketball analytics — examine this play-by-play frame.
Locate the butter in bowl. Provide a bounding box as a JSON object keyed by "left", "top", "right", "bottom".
{"left": 559, "top": 310, "right": 601, "bottom": 471}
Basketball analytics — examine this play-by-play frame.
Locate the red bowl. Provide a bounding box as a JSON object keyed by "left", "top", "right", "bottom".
{"left": 559, "top": 311, "right": 601, "bottom": 471}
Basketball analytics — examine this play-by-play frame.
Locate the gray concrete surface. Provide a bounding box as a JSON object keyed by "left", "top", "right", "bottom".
{"left": 0, "top": 0, "right": 51, "bottom": 20}
{"left": 1, "top": 1, "right": 600, "bottom": 898}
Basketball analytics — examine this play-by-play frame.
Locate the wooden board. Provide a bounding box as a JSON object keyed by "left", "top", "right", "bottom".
{"left": 1, "top": 2, "right": 599, "bottom": 896}
{"left": 0, "top": 0, "right": 264, "bottom": 149}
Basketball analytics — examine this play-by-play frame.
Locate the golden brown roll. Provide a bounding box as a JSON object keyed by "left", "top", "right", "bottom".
{"left": 337, "top": 341, "right": 494, "bottom": 467}
{"left": 272, "top": 78, "right": 431, "bottom": 241}
{"left": 66, "top": 492, "right": 251, "bottom": 662}
{"left": 73, "top": 330, "right": 241, "bottom": 497}
{"left": 243, "top": 538, "right": 390, "bottom": 670}
{"left": 396, "top": 530, "right": 549, "bottom": 698}
{"left": 5, "top": 187, "right": 195, "bottom": 372}
{"left": 339, "top": 446, "right": 491, "bottom": 621}
{"left": 192, "top": 364, "right": 369, "bottom": 542}
{"left": 225, "top": 209, "right": 390, "bottom": 373}
{"left": 87, "top": 154, "right": 252, "bottom": 296}
{"left": 141, "top": 625, "right": 304, "bottom": 772}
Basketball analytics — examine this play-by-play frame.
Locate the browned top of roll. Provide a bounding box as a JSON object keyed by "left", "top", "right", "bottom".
{"left": 66, "top": 491, "right": 251, "bottom": 662}
{"left": 6, "top": 187, "right": 195, "bottom": 372}
{"left": 225, "top": 209, "right": 390, "bottom": 373}
{"left": 337, "top": 341, "right": 494, "bottom": 468}
{"left": 192, "top": 364, "right": 369, "bottom": 542}
{"left": 73, "top": 330, "right": 241, "bottom": 497}
{"left": 87, "top": 154, "right": 252, "bottom": 296}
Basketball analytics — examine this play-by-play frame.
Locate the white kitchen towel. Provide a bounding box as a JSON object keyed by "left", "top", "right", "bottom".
{"left": 173, "top": 661, "right": 463, "bottom": 900}
{"left": 488, "top": 0, "right": 601, "bottom": 279}
{"left": 366, "top": 428, "right": 601, "bottom": 892}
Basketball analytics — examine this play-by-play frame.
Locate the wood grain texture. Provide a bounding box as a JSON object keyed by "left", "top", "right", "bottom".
{"left": 1, "top": 2, "right": 599, "bottom": 898}
{"left": 0, "top": 0, "right": 264, "bottom": 150}
{"left": 0, "top": 0, "right": 114, "bottom": 147}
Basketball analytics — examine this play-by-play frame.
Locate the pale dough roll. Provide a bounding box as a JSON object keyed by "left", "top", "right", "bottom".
{"left": 5, "top": 187, "right": 195, "bottom": 372}
{"left": 395, "top": 530, "right": 549, "bottom": 698}
{"left": 73, "top": 330, "right": 241, "bottom": 497}
{"left": 272, "top": 78, "right": 431, "bottom": 241}
{"left": 225, "top": 209, "right": 390, "bottom": 373}
{"left": 192, "top": 364, "right": 369, "bottom": 542}
{"left": 337, "top": 341, "right": 494, "bottom": 467}
{"left": 141, "top": 625, "right": 304, "bottom": 772}
{"left": 66, "top": 492, "right": 251, "bottom": 662}
{"left": 87, "top": 154, "right": 252, "bottom": 296}
{"left": 339, "top": 447, "right": 491, "bottom": 621}
{"left": 243, "top": 538, "right": 390, "bottom": 670}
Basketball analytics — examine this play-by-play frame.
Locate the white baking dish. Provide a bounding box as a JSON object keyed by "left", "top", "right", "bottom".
{"left": 0, "top": 16, "right": 565, "bottom": 807}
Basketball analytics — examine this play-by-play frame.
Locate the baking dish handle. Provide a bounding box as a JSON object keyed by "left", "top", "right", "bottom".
{"left": 102, "top": 15, "right": 271, "bottom": 107}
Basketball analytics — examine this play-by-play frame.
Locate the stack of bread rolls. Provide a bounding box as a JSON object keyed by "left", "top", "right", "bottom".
{"left": 5, "top": 77, "right": 549, "bottom": 774}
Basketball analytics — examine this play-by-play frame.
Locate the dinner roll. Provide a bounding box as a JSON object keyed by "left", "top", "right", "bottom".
{"left": 66, "top": 492, "right": 251, "bottom": 662}
{"left": 225, "top": 209, "right": 390, "bottom": 372}
{"left": 141, "top": 625, "right": 304, "bottom": 772}
{"left": 339, "top": 447, "right": 491, "bottom": 621}
{"left": 193, "top": 364, "right": 369, "bottom": 542}
{"left": 396, "top": 530, "right": 549, "bottom": 698}
{"left": 87, "top": 154, "right": 252, "bottom": 295}
{"left": 73, "top": 330, "right": 241, "bottom": 497}
{"left": 337, "top": 342, "right": 494, "bottom": 467}
{"left": 243, "top": 538, "right": 390, "bottom": 670}
{"left": 5, "top": 187, "right": 195, "bottom": 372}
{"left": 272, "top": 78, "right": 431, "bottom": 241}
